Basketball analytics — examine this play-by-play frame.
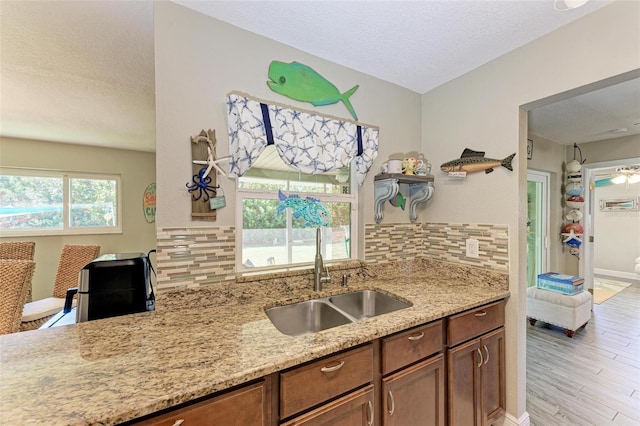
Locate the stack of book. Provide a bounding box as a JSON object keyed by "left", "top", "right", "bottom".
{"left": 537, "top": 272, "right": 584, "bottom": 295}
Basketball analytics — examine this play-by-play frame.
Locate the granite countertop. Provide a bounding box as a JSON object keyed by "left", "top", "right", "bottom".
{"left": 0, "top": 258, "right": 509, "bottom": 425}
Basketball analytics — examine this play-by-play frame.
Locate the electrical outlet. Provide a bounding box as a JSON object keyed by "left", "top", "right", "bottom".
{"left": 466, "top": 238, "right": 479, "bottom": 258}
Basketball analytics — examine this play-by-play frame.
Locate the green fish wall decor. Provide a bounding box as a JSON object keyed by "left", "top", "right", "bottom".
{"left": 440, "top": 148, "right": 516, "bottom": 174}
{"left": 267, "top": 61, "right": 359, "bottom": 121}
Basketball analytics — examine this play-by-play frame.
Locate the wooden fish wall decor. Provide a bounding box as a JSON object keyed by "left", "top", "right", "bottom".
{"left": 267, "top": 61, "right": 359, "bottom": 121}
{"left": 440, "top": 148, "right": 516, "bottom": 174}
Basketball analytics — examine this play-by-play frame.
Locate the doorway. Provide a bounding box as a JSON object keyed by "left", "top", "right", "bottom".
{"left": 580, "top": 156, "right": 640, "bottom": 300}
{"left": 527, "top": 170, "right": 550, "bottom": 287}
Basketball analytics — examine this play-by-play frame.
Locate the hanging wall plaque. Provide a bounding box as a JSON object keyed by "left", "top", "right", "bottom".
{"left": 143, "top": 183, "right": 156, "bottom": 223}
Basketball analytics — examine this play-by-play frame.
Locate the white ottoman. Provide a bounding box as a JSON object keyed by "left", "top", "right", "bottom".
{"left": 526, "top": 286, "right": 592, "bottom": 337}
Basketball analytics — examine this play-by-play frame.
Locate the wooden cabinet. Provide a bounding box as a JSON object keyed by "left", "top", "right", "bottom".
{"left": 381, "top": 320, "right": 443, "bottom": 375}
{"left": 447, "top": 301, "right": 504, "bottom": 347}
{"left": 281, "top": 385, "right": 374, "bottom": 426}
{"left": 132, "top": 380, "right": 268, "bottom": 426}
{"left": 447, "top": 301, "right": 506, "bottom": 426}
{"left": 480, "top": 328, "right": 506, "bottom": 423}
{"left": 382, "top": 354, "right": 445, "bottom": 426}
{"left": 380, "top": 320, "right": 445, "bottom": 426}
{"left": 279, "top": 344, "right": 373, "bottom": 420}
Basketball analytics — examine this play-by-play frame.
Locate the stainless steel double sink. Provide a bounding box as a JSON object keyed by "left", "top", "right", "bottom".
{"left": 265, "top": 290, "right": 412, "bottom": 336}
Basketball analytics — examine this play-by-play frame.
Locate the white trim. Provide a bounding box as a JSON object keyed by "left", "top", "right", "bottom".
{"left": 527, "top": 170, "right": 550, "bottom": 282}
{"left": 502, "top": 411, "right": 531, "bottom": 426}
{"left": 594, "top": 268, "right": 640, "bottom": 281}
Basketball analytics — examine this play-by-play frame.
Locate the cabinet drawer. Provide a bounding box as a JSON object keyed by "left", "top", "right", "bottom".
{"left": 382, "top": 320, "right": 443, "bottom": 375}
{"left": 281, "top": 385, "right": 374, "bottom": 426}
{"left": 447, "top": 301, "right": 505, "bottom": 347}
{"left": 280, "top": 344, "right": 373, "bottom": 419}
{"left": 132, "top": 381, "right": 266, "bottom": 425}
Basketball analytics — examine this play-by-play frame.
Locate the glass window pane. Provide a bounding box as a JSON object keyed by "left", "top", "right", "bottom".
{"left": 323, "top": 202, "right": 351, "bottom": 261}
{"left": 241, "top": 199, "right": 286, "bottom": 268}
{"left": 70, "top": 178, "right": 117, "bottom": 228}
{"left": 290, "top": 181, "right": 326, "bottom": 193}
{"left": 238, "top": 176, "right": 286, "bottom": 191}
{"left": 241, "top": 197, "right": 351, "bottom": 269}
{"left": 0, "top": 174, "right": 63, "bottom": 229}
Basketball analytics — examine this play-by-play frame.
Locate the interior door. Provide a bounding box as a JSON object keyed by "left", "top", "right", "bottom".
{"left": 526, "top": 171, "right": 550, "bottom": 287}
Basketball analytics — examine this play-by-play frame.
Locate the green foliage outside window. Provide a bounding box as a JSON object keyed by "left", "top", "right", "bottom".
{"left": 0, "top": 171, "right": 120, "bottom": 232}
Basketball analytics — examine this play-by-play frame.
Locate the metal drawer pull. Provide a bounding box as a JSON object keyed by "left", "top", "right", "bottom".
{"left": 172, "top": 420, "right": 184, "bottom": 426}
{"left": 474, "top": 311, "right": 487, "bottom": 317}
{"left": 320, "top": 360, "right": 345, "bottom": 372}
{"left": 367, "top": 400, "right": 374, "bottom": 426}
{"left": 476, "top": 348, "right": 483, "bottom": 368}
{"left": 408, "top": 332, "right": 425, "bottom": 341}
{"left": 483, "top": 345, "right": 489, "bottom": 365}
{"left": 388, "top": 390, "right": 395, "bottom": 415}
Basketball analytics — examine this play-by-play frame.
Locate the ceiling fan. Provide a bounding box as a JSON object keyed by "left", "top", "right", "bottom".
{"left": 595, "top": 165, "right": 640, "bottom": 189}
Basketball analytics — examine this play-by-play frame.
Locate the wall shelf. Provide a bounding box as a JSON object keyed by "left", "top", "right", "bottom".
{"left": 374, "top": 173, "right": 435, "bottom": 223}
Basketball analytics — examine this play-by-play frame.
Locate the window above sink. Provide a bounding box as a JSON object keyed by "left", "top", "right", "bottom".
{"left": 236, "top": 145, "right": 358, "bottom": 273}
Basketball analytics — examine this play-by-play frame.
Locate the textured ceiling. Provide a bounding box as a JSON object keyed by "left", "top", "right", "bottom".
{"left": 0, "top": 0, "right": 634, "bottom": 153}
{"left": 529, "top": 77, "right": 640, "bottom": 144}
{"left": 0, "top": 0, "right": 156, "bottom": 151}
{"left": 175, "top": 0, "right": 613, "bottom": 94}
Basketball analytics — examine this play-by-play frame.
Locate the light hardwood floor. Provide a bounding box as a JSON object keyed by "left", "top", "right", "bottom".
{"left": 526, "top": 280, "right": 640, "bottom": 425}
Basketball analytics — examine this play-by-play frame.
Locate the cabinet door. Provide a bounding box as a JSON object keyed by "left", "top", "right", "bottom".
{"left": 480, "top": 328, "right": 505, "bottom": 425}
{"left": 281, "top": 385, "right": 374, "bottom": 426}
{"left": 447, "top": 338, "right": 481, "bottom": 426}
{"left": 382, "top": 354, "right": 445, "bottom": 426}
{"left": 133, "top": 381, "right": 267, "bottom": 426}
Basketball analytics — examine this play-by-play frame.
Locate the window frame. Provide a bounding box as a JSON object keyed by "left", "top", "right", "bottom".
{"left": 235, "top": 168, "right": 358, "bottom": 274}
{"left": 0, "top": 167, "right": 122, "bottom": 237}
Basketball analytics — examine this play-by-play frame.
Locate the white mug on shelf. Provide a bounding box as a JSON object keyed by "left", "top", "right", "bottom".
{"left": 383, "top": 159, "right": 403, "bottom": 174}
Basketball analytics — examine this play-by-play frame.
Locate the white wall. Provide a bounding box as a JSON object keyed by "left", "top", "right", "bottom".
{"left": 421, "top": 1, "right": 640, "bottom": 422}
{"left": 154, "top": 1, "right": 424, "bottom": 259}
{"left": 0, "top": 137, "right": 156, "bottom": 300}
{"left": 574, "top": 134, "right": 640, "bottom": 164}
{"left": 594, "top": 181, "right": 640, "bottom": 275}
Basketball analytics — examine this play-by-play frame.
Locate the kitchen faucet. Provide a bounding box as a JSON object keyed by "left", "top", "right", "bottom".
{"left": 314, "top": 227, "right": 331, "bottom": 291}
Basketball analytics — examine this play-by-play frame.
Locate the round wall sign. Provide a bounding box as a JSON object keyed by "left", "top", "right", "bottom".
{"left": 143, "top": 183, "right": 156, "bottom": 223}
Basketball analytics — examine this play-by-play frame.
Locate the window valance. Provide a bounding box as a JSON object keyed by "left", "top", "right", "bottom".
{"left": 226, "top": 92, "right": 379, "bottom": 185}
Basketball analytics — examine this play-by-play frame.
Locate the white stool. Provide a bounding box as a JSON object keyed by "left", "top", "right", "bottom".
{"left": 526, "top": 286, "right": 592, "bottom": 337}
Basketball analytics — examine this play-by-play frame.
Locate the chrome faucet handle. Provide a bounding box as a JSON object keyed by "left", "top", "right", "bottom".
{"left": 321, "top": 265, "right": 331, "bottom": 282}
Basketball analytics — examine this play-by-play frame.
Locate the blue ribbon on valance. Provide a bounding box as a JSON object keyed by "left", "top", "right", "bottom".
{"left": 226, "top": 92, "right": 379, "bottom": 185}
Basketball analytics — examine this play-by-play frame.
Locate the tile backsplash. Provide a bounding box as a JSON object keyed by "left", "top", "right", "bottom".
{"left": 156, "top": 222, "right": 508, "bottom": 291}
{"left": 156, "top": 227, "right": 235, "bottom": 291}
{"left": 365, "top": 222, "right": 508, "bottom": 272}
{"left": 363, "top": 223, "right": 423, "bottom": 262}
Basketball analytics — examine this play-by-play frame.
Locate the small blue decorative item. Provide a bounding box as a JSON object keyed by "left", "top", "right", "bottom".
{"left": 566, "top": 182, "right": 584, "bottom": 196}
{"left": 277, "top": 190, "right": 330, "bottom": 227}
{"left": 563, "top": 230, "right": 582, "bottom": 248}
{"left": 186, "top": 167, "right": 219, "bottom": 201}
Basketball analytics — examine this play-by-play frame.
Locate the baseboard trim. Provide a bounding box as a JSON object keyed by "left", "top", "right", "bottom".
{"left": 502, "top": 411, "right": 531, "bottom": 426}
{"left": 594, "top": 268, "right": 639, "bottom": 281}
